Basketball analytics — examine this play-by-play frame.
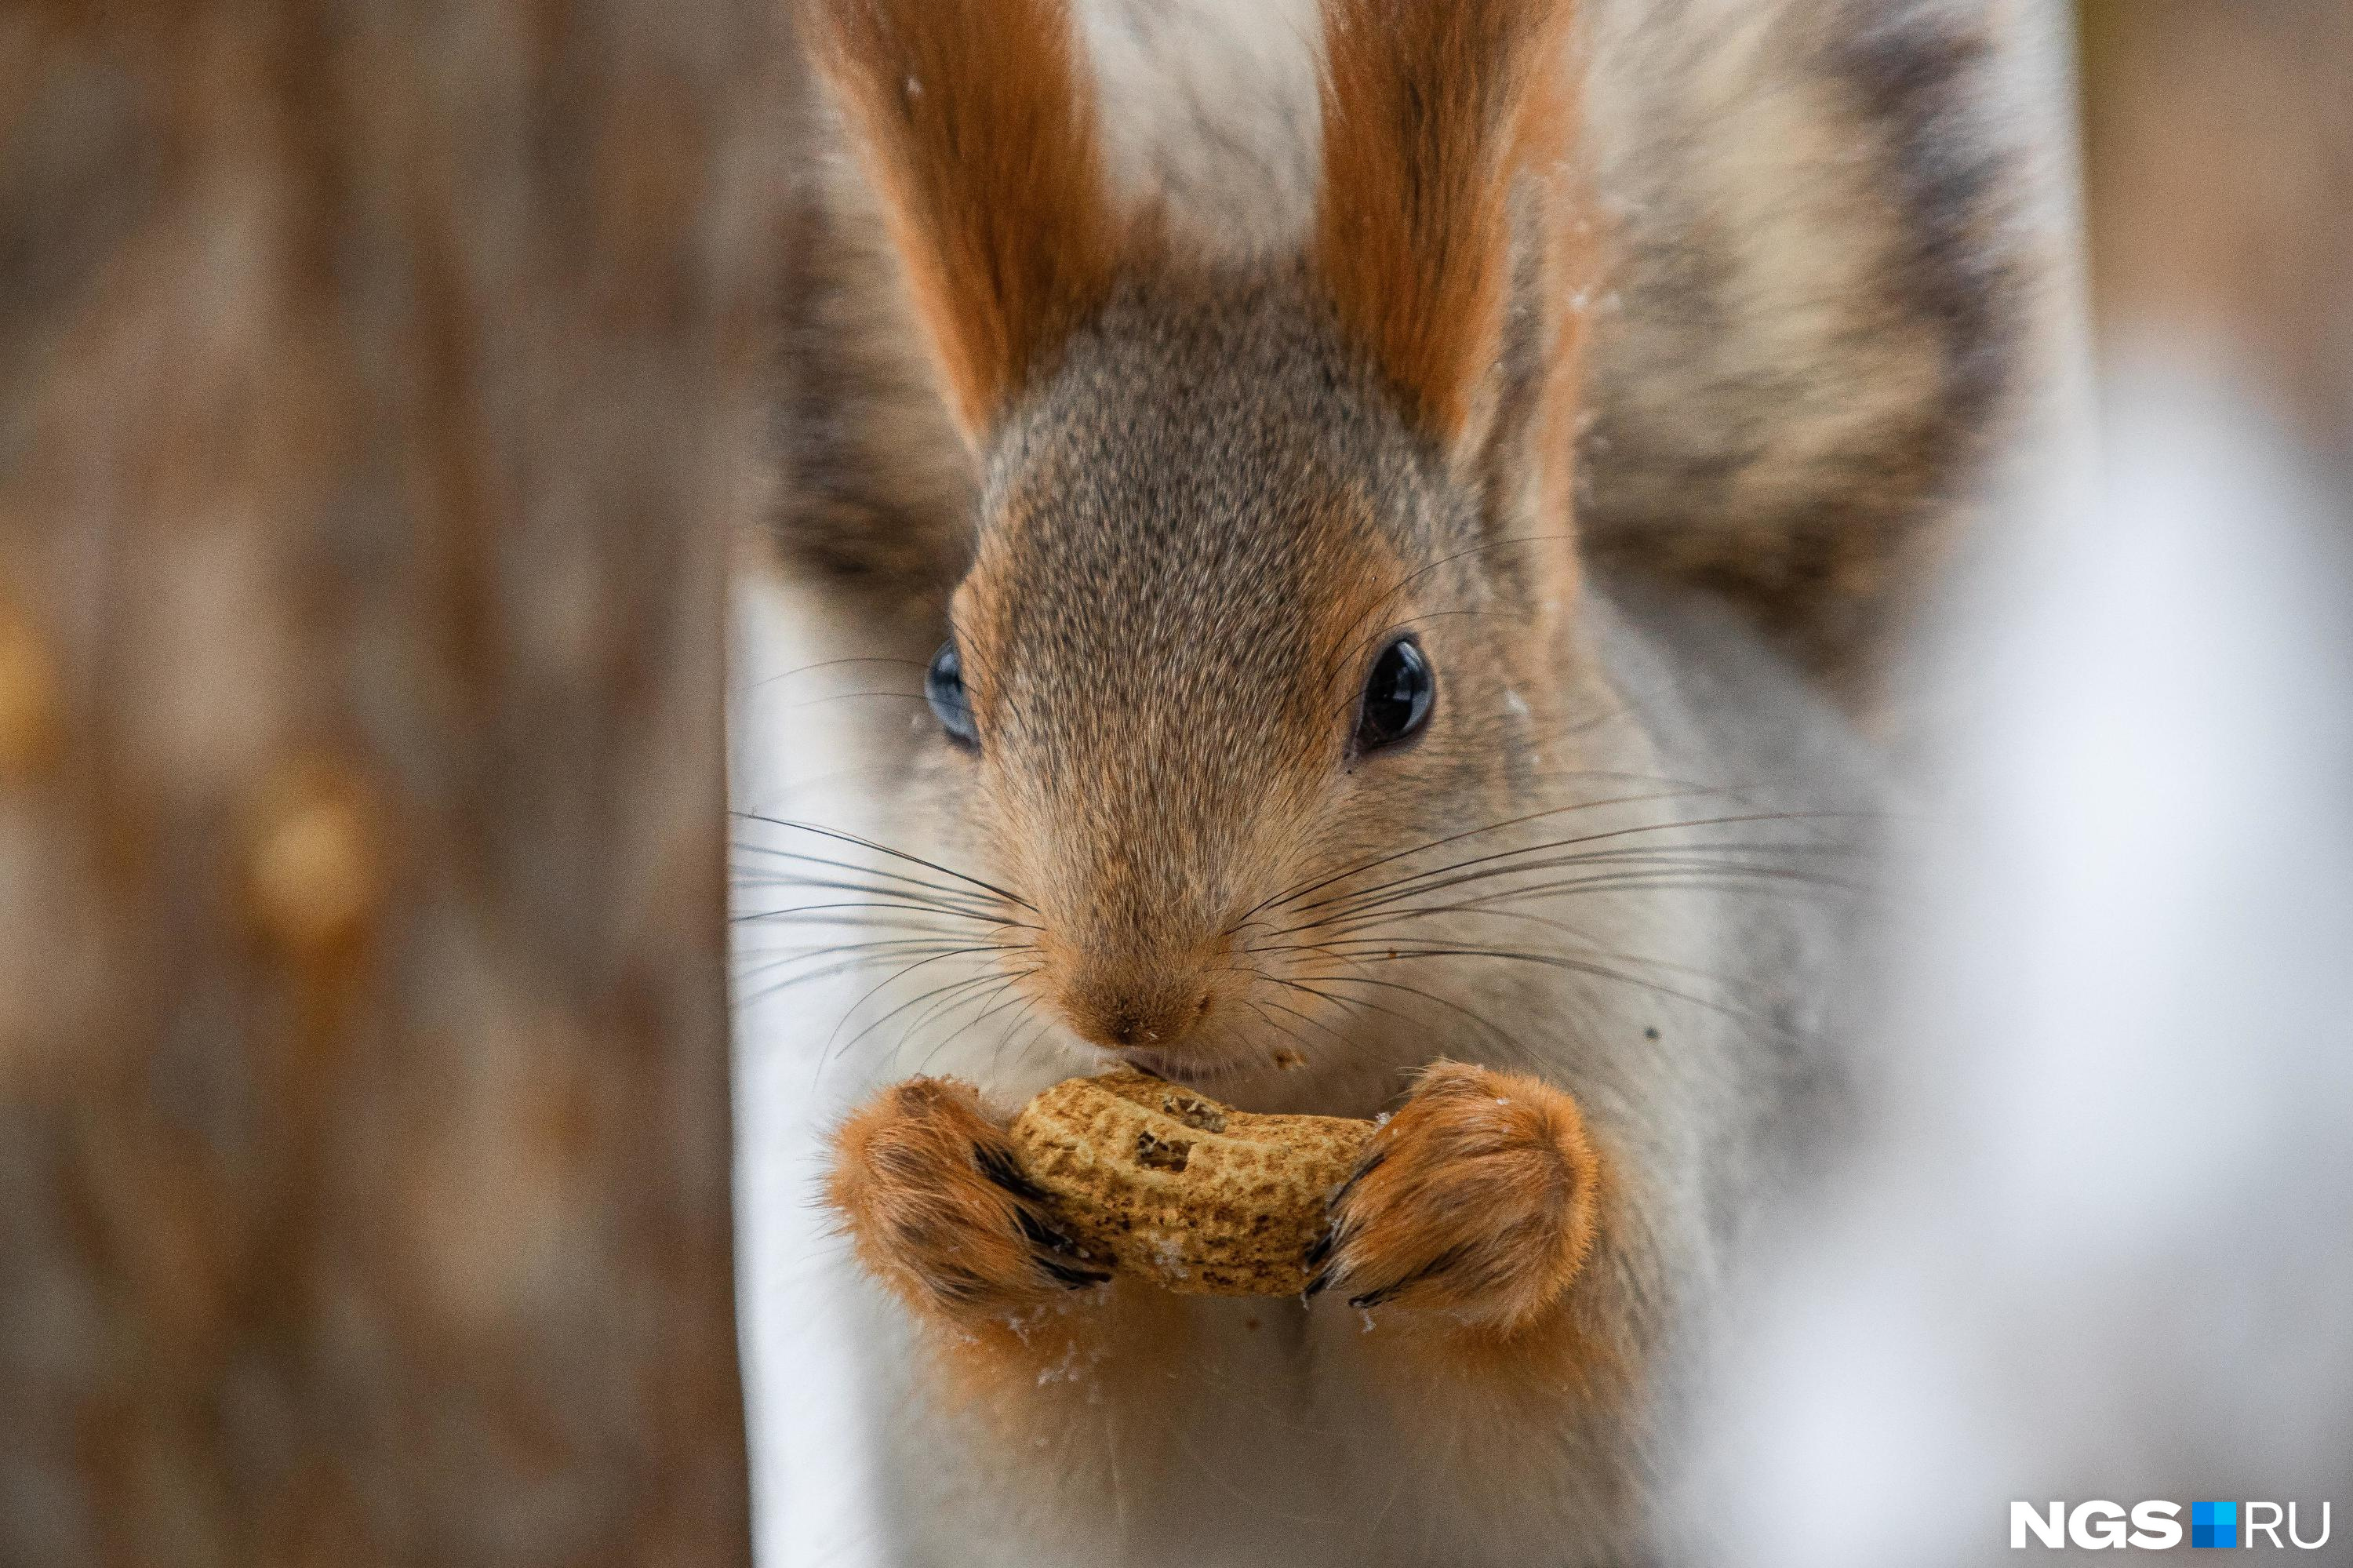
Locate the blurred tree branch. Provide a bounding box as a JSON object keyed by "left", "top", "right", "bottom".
{"left": 2078, "top": 0, "right": 2353, "bottom": 457}
{"left": 0, "top": 2, "right": 787, "bottom": 1562}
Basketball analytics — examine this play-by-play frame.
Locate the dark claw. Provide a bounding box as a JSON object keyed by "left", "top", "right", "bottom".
{"left": 1303, "top": 1224, "right": 1338, "bottom": 1270}
{"left": 1012, "top": 1205, "right": 1084, "bottom": 1258}
{"left": 1039, "top": 1257, "right": 1112, "bottom": 1290}
{"left": 1303, "top": 1268, "right": 1332, "bottom": 1298}
{"left": 1009, "top": 1196, "right": 1106, "bottom": 1286}
{"left": 1325, "top": 1148, "right": 1387, "bottom": 1214}
{"left": 1345, "top": 1243, "right": 1473, "bottom": 1313}
{"left": 974, "top": 1142, "right": 1049, "bottom": 1203}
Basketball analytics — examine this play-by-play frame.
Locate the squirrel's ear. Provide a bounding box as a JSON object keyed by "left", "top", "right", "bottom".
{"left": 1314, "top": 0, "right": 1578, "bottom": 457}
{"left": 802, "top": 0, "right": 1119, "bottom": 441}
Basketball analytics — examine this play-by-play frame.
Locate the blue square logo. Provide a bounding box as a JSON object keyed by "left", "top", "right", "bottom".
{"left": 2192, "top": 1501, "right": 2238, "bottom": 1548}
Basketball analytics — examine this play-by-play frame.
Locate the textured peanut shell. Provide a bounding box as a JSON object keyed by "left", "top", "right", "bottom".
{"left": 1009, "top": 1070, "right": 1375, "bottom": 1296}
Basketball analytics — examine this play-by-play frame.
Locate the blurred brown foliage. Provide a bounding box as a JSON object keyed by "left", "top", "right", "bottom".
{"left": 0, "top": 2, "right": 791, "bottom": 1563}
{"left": 2079, "top": 0, "right": 2353, "bottom": 456}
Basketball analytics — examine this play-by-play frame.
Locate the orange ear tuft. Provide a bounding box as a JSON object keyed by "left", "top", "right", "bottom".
{"left": 1314, "top": 0, "right": 1576, "bottom": 445}
{"left": 802, "top": 0, "right": 1121, "bottom": 438}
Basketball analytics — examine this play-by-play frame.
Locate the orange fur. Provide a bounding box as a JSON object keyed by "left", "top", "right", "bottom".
{"left": 800, "top": 0, "right": 1122, "bottom": 436}
{"left": 1315, "top": 1061, "right": 1602, "bottom": 1333}
{"left": 824, "top": 1076, "right": 1111, "bottom": 1335}
{"left": 1513, "top": 54, "right": 1594, "bottom": 582}
{"left": 826, "top": 1079, "right": 1184, "bottom": 1468}
{"left": 1314, "top": 0, "right": 1576, "bottom": 444}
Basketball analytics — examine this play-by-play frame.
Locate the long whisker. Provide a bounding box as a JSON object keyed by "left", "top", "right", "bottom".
{"left": 733, "top": 812, "right": 1038, "bottom": 911}
{"left": 733, "top": 940, "right": 998, "bottom": 1002}
{"left": 1253, "top": 853, "right": 1862, "bottom": 946}
{"left": 1291, "top": 903, "right": 1812, "bottom": 994}
{"left": 1297, "top": 853, "right": 1871, "bottom": 934}
{"left": 1241, "top": 785, "right": 1728, "bottom": 921}
{"left": 733, "top": 653, "right": 927, "bottom": 697}
{"left": 972, "top": 990, "right": 1049, "bottom": 1087}
{"left": 906, "top": 973, "right": 1042, "bottom": 1078}
{"left": 728, "top": 888, "right": 1024, "bottom": 924}
{"left": 995, "top": 1011, "right": 1064, "bottom": 1079}
{"left": 731, "top": 842, "right": 1020, "bottom": 913}
{"left": 1289, "top": 810, "right": 1878, "bottom": 922}
{"left": 780, "top": 690, "right": 934, "bottom": 715}
{"left": 1281, "top": 969, "right": 1528, "bottom": 1061}
{"left": 891, "top": 968, "right": 1038, "bottom": 1077}
{"left": 1318, "top": 607, "right": 1504, "bottom": 724}
{"left": 824, "top": 962, "right": 1031, "bottom": 1086}
{"left": 1272, "top": 925, "right": 1761, "bottom": 1006}
{"left": 726, "top": 907, "right": 975, "bottom": 939}
{"left": 729, "top": 864, "right": 1014, "bottom": 922}
{"left": 1253, "top": 995, "right": 1359, "bottom": 1052}
{"left": 820, "top": 946, "right": 1020, "bottom": 1064}
{"left": 1238, "top": 998, "right": 1323, "bottom": 1069}
{"left": 1306, "top": 532, "right": 1575, "bottom": 691}
{"left": 1297, "top": 944, "right": 1805, "bottom": 1043}
{"left": 734, "top": 933, "right": 981, "bottom": 973}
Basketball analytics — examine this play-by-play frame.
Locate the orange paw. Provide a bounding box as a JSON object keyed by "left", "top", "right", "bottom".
{"left": 826, "top": 1077, "right": 1111, "bottom": 1327}
{"left": 1307, "top": 1062, "right": 1601, "bottom": 1332}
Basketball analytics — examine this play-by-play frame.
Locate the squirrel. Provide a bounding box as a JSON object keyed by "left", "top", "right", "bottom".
{"left": 751, "top": 0, "right": 2021, "bottom": 1561}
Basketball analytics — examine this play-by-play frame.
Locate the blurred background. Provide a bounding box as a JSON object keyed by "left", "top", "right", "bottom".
{"left": 1682, "top": 2, "right": 2353, "bottom": 1561}
{"left": 4, "top": 1, "right": 2349, "bottom": 1564}
{"left": 0, "top": 2, "right": 780, "bottom": 1562}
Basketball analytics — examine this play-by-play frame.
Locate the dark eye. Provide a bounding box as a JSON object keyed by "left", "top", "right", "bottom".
{"left": 1354, "top": 635, "right": 1435, "bottom": 754}
{"left": 926, "top": 638, "right": 978, "bottom": 749}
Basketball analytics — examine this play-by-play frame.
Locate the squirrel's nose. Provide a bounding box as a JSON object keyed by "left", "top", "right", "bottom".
{"left": 1059, "top": 963, "right": 1215, "bottom": 1052}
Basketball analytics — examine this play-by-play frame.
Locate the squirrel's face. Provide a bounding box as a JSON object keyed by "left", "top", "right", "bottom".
{"left": 927, "top": 281, "right": 1577, "bottom": 1074}
{"left": 805, "top": 0, "right": 1586, "bottom": 1080}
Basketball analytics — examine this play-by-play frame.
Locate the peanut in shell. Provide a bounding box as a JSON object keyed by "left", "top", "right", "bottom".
{"left": 1008, "top": 1069, "right": 1374, "bottom": 1296}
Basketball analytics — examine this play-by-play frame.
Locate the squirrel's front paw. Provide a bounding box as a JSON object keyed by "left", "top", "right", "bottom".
{"left": 1308, "top": 1062, "right": 1602, "bottom": 1332}
{"left": 827, "top": 1077, "right": 1111, "bottom": 1326}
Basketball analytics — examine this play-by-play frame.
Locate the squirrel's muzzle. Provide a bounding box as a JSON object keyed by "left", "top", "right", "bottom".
{"left": 1056, "top": 954, "right": 1217, "bottom": 1053}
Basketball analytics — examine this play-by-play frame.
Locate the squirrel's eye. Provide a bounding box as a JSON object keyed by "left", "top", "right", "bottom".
{"left": 926, "top": 638, "right": 979, "bottom": 749}
{"left": 1354, "top": 635, "right": 1435, "bottom": 754}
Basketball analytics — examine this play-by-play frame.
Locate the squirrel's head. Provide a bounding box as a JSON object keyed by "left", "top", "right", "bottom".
{"left": 806, "top": 0, "right": 1594, "bottom": 1082}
